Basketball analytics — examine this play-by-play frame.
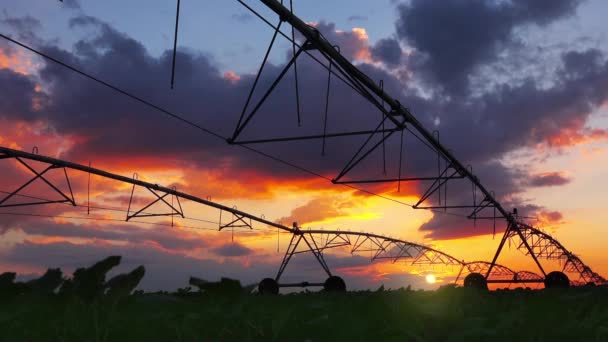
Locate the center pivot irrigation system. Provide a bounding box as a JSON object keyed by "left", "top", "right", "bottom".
{"left": 0, "top": 147, "right": 604, "bottom": 293}
{"left": 0, "top": 0, "right": 606, "bottom": 292}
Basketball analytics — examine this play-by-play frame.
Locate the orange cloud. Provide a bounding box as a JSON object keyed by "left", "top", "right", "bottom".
{"left": 543, "top": 128, "right": 608, "bottom": 148}
{"left": 277, "top": 195, "right": 364, "bottom": 226}
{"left": 351, "top": 28, "right": 372, "bottom": 62}
{"left": 309, "top": 22, "right": 372, "bottom": 63}
{"left": 0, "top": 47, "right": 38, "bottom": 75}
{"left": 537, "top": 210, "right": 564, "bottom": 226}
{"left": 223, "top": 71, "right": 241, "bottom": 84}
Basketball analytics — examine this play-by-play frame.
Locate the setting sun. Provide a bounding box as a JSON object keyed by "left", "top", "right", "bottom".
{"left": 425, "top": 274, "right": 436, "bottom": 284}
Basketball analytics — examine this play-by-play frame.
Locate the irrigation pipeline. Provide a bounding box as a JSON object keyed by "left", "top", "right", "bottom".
{"left": 1, "top": 146, "right": 605, "bottom": 287}
{"left": 255, "top": 0, "right": 508, "bottom": 220}
{"left": 0, "top": 146, "right": 290, "bottom": 233}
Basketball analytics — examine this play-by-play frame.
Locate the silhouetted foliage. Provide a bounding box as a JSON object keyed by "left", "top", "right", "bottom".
{"left": 544, "top": 271, "right": 570, "bottom": 288}
{"left": 0, "top": 272, "right": 16, "bottom": 289}
{"left": 105, "top": 265, "right": 145, "bottom": 298}
{"left": 463, "top": 273, "right": 488, "bottom": 290}
{"left": 189, "top": 276, "right": 245, "bottom": 294}
{"left": 26, "top": 268, "right": 64, "bottom": 294}
{"left": 59, "top": 255, "right": 122, "bottom": 300}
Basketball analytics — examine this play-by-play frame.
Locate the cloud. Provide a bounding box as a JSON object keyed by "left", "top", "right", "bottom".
{"left": 10, "top": 221, "right": 208, "bottom": 251}
{"left": 1, "top": 15, "right": 42, "bottom": 42}
{"left": 347, "top": 15, "right": 367, "bottom": 22}
{"left": 313, "top": 21, "right": 371, "bottom": 61}
{"left": 1, "top": 11, "right": 606, "bottom": 243}
{"left": 370, "top": 38, "right": 402, "bottom": 66}
{"left": 211, "top": 242, "right": 254, "bottom": 257}
{"left": 231, "top": 13, "right": 253, "bottom": 23}
{"left": 538, "top": 210, "right": 563, "bottom": 224}
{"left": 277, "top": 195, "right": 360, "bottom": 226}
{"left": 0, "top": 69, "right": 46, "bottom": 119}
{"left": 60, "top": 0, "right": 81, "bottom": 10}
{"left": 528, "top": 172, "right": 571, "bottom": 187}
{"left": 395, "top": 0, "right": 585, "bottom": 93}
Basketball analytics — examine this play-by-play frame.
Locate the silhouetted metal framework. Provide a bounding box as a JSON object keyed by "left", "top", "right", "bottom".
{"left": 455, "top": 261, "right": 544, "bottom": 285}
{"left": 229, "top": 0, "right": 602, "bottom": 282}
{"left": 501, "top": 222, "right": 607, "bottom": 285}
{"left": 274, "top": 227, "right": 463, "bottom": 285}
{"left": 0, "top": 146, "right": 604, "bottom": 287}
{"left": 0, "top": 0, "right": 603, "bottom": 287}
{"left": 273, "top": 229, "right": 549, "bottom": 286}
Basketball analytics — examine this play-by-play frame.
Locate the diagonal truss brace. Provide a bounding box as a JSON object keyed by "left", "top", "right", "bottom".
{"left": 126, "top": 184, "right": 184, "bottom": 222}
{"left": 229, "top": 39, "right": 311, "bottom": 143}
{"left": 275, "top": 228, "right": 332, "bottom": 282}
{"left": 0, "top": 156, "right": 75, "bottom": 208}
{"left": 413, "top": 163, "right": 460, "bottom": 209}
{"left": 219, "top": 208, "right": 253, "bottom": 230}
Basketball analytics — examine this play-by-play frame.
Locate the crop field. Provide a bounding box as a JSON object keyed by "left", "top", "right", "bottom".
{"left": 1, "top": 286, "right": 607, "bottom": 342}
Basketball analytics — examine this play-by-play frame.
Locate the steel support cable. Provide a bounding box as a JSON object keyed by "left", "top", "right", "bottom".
{"left": 289, "top": 0, "right": 302, "bottom": 127}
{"left": 233, "top": 20, "right": 283, "bottom": 138}
{"left": 0, "top": 33, "right": 470, "bottom": 220}
{"left": 404, "top": 126, "right": 441, "bottom": 155}
{"left": 170, "top": 0, "right": 181, "bottom": 89}
{"left": 311, "top": 44, "right": 391, "bottom": 117}
{"left": 0, "top": 211, "right": 268, "bottom": 233}
{"left": 380, "top": 80, "right": 387, "bottom": 175}
{"left": 398, "top": 129, "right": 404, "bottom": 192}
{"left": 0, "top": 189, "right": 220, "bottom": 226}
{"left": 0, "top": 195, "right": 278, "bottom": 234}
{"left": 321, "top": 56, "right": 332, "bottom": 156}
{"left": 335, "top": 114, "right": 391, "bottom": 181}
{"left": 230, "top": 42, "right": 306, "bottom": 141}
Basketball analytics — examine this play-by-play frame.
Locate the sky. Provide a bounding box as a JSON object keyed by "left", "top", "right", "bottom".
{"left": 0, "top": 0, "right": 607, "bottom": 291}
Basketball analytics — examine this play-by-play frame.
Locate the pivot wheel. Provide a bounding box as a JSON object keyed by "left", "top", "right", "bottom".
{"left": 258, "top": 278, "right": 279, "bottom": 295}
{"left": 463, "top": 273, "right": 488, "bottom": 290}
{"left": 544, "top": 271, "right": 569, "bottom": 289}
{"left": 323, "top": 276, "right": 346, "bottom": 292}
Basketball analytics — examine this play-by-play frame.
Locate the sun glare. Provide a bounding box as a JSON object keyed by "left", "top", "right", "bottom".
{"left": 425, "top": 274, "right": 436, "bottom": 284}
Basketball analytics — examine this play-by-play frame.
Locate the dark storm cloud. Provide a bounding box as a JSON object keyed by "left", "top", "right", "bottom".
{"left": 400, "top": 48, "right": 608, "bottom": 165}
{"left": 370, "top": 38, "right": 402, "bottom": 66}
{"left": 1, "top": 15, "right": 42, "bottom": 41}
{"left": 2, "top": 15, "right": 390, "bottom": 181}
{"left": 395, "top": 0, "right": 585, "bottom": 93}
{"left": 211, "top": 242, "right": 254, "bottom": 257}
{"left": 0, "top": 69, "right": 46, "bottom": 120}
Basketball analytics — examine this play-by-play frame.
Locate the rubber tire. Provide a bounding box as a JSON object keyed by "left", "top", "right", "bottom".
{"left": 258, "top": 278, "right": 279, "bottom": 295}
{"left": 463, "top": 273, "right": 488, "bottom": 290}
{"left": 324, "top": 276, "right": 346, "bottom": 292}
{"left": 544, "top": 271, "right": 570, "bottom": 289}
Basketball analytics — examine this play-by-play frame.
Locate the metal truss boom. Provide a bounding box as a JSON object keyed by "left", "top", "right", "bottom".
{"left": 255, "top": 0, "right": 560, "bottom": 279}
{"left": 0, "top": 146, "right": 292, "bottom": 233}
{"left": 1, "top": 146, "right": 604, "bottom": 287}
{"left": 257, "top": 0, "right": 510, "bottom": 220}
